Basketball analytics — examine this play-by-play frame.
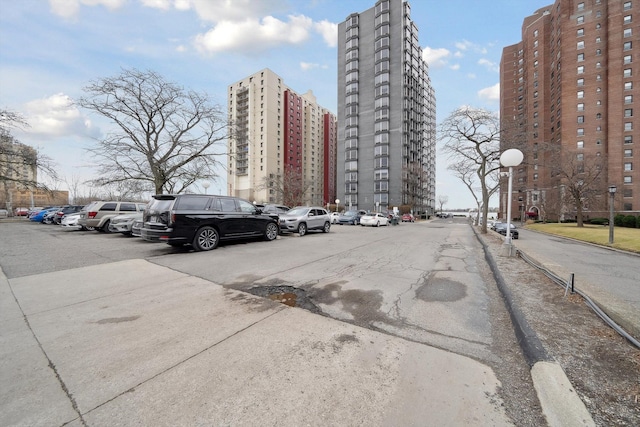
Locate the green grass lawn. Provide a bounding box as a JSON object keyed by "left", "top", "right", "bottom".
{"left": 525, "top": 223, "right": 640, "bottom": 253}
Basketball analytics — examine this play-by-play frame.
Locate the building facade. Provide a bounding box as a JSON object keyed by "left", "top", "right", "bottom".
{"left": 337, "top": 0, "right": 436, "bottom": 215}
{"left": 227, "top": 68, "right": 337, "bottom": 207}
{"left": 500, "top": 0, "right": 638, "bottom": 221}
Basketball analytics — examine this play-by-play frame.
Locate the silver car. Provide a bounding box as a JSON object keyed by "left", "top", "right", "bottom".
{"left": 108, "top": 212, "right": 143, "bottom": 236}
{"left": 278, "top": 206, "right": 331, "bottom": 236}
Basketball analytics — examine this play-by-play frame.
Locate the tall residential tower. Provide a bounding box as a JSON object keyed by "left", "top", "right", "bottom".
{"left": 227, "top": 68, "right": 337, "bottom": 207}
{"left": 500, "top": 0, "right": 638, "bottom": 221}
{"left": 337, "top": 0, "right": 436, "bottom": 215}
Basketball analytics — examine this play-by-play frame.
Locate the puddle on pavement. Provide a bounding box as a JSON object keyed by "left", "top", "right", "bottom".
{"left": 247, "top": 285, "right": 321, "bottom": 313}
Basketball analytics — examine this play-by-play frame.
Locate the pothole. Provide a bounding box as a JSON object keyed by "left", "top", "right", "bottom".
{"left": 246, "top": 285, "right": 322, "bottom": 314}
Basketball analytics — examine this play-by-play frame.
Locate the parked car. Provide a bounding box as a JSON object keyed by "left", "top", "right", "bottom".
{"left": 330, "top": 212, "right": 340, "bottom": 224}
{"left": 41, "top": 209, "right": 60, "bottom": 224}
{"left": 14, "top": 207, "right": 29, "bottom": 216}
{"left": 131, "top": 219, "right": 143, "bottom": 237}
{"left": 493, "top": 222, "right": 519, "bottom": 239}
{"left": 402, "top": 213, "right": 415, "bottom": 223}
{"left": 29, "top": 207, "right": 59, "bottom": 223}
{"left": 53, "top": 205, "right": 85, "bottom": 224}
{"left": 78, "top": 201, "right": 147, "bottom": 232}
{"left": 0, "top": 209, "right": 8, "bottom": 218}
{"left": 262, "top": 204, "right": 290, "bottom": 215}
{"left": 360, "top": 212, "right": 389, "bottom": 227}
{"left": 279, "top": 206, "right": 331, "bottom": 236}
{"left": 108, "top": 212, "right": 143, "bottom": 236}
{"left": 60, "top": 212, "right": 83, "bottom": 231}
{"left": 141, "top": 194, "right": 279, "bottom": 251}
{"left": 338, "top": 210, "right": 367, "bottom": 225}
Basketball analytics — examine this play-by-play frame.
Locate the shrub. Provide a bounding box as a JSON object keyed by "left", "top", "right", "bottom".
{"left": 588, "top": 217, "right": 609, "bottom": 225}
{"left": 614, "top": 214, "right": 625, "bottom": 227}
{"left": 622, "top": 215, "right": 637, "bottom": 228}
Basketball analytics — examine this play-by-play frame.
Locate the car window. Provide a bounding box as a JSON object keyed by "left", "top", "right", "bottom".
{"left": 208, "top": 197, "right": 221, "bottom": 211}
{"left": 176, "top": 196, "right": 209, "bottom": 210}
{"left": 100, "top": 202, "right": 117, "bottom": 211}
{"left": 220, "top": 198, "right": 238, "bottom": 212}
{"left": 119, "top": 203, "right": 136, "bottom": 211}
{"left": 148, "top": 199, "right": 173, "bottom": 211}
{"left": 238, "top": 199, "right": 256, "bottom": 213}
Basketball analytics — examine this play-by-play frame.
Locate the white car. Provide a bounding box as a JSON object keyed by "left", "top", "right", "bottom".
{"left": 60, "top": 213, "right": 82, "bottom": 231}
{"left": 359, "top": 212, "right": 389, "bottom": 227}
{"left": 108, "top": 212, "right": 143, "bottom": 236}
{"left": 330, "top": 212, "right": 340, "bottom": 224}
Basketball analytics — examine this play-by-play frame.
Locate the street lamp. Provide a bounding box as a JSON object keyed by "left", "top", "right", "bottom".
{"left": 335, "top": 199, "right": 340, "bottom": 213}
{"left": 500, "top": 148, "right": 524, "bottom": 256}
{"left": 608, "top": 185, "right": 616, "bottom": 244}
{"left": 202, "top": 181, "right": 210, "bottom": 194}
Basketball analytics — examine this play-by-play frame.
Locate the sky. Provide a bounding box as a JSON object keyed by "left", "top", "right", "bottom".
{"left": 0, "top": 0, "right": 554, "bottom": 209}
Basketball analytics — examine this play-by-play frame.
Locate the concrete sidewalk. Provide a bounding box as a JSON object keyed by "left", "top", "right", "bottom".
{"left": 1, "top": 259, "right": 513, "bottom": 426}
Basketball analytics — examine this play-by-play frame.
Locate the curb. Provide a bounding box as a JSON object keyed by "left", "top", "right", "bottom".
{"left": 473, "top": 226, "right": 595, "bottom": 427}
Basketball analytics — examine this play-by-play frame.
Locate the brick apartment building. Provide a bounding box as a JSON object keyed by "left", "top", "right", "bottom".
{"left": 227, "top": 68, "right": 337, "bottom": 207}
{"left": 500, "top": 0, "right": 638, "bottom": 221}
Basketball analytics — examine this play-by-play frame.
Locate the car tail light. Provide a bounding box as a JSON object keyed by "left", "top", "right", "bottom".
{"left": 88, "top": 211, "right": 97, "bottom": 219}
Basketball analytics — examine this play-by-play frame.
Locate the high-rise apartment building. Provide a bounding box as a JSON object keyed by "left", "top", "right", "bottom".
{"left": 227, "top": 68, "right": 337, "bottom": 206}
{"left": 337, "top": 0, "right": 436, "bottom": 215}
{"left": 500, "top": 0, "right": 638, "bottom": 221}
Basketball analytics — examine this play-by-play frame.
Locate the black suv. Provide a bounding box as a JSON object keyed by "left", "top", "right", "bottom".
{"left": 140, "top": 194, "right": 279, "bottom": 251}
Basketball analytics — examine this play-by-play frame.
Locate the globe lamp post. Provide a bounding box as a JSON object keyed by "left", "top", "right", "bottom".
{"left": 608, "top": 185, "right": 616, "bottom": 244}
{"left": 500, "top": 149, "right": 524, "bottom": 256}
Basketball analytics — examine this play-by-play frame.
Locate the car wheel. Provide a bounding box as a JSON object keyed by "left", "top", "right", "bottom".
{"left": 193, "top": 226, "right": 219, "bottom": 251}
{"left": 264, "top": 222, "right": 278, "bottom": 241}
{"left": 298, "top": 222, "right": 307, "bottom": 236}
{"left": 322, "top": 221, "right": 330, "bottom": 233}
{"left": 101, "top": 220, "right": 111, "bottom": 233}
{"left": 376, "top": 221, "right": 380, "bottom": 227}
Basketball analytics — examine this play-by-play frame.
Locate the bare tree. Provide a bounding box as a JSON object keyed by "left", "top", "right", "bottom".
{"left": 437, "top": 194, "right": 448, "bottom": 213}
{"left": 440, "top": 107, "right": 501, "bottom": 233}
{"left": 549, "top": 149, "right": 605, "bottom": 227}
{"left": 257, "top": 168, "right": 312, "bottom": 207}
{"left": 77, "top": 68, "right": 227, "bottom": 195}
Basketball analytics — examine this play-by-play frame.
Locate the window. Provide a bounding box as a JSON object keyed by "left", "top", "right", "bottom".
{"left": 577, "top": 53, "right": 585, "bottom": 61}
{"left": 577, "top": 116, "right": 585, "bottom": 123}
{"left": 624, "top": 162, "right": 633, "bottom": 171}
{"left": 578, "top": 65, "right": 585, "bottom": 74}
{"left": 577, "top": 41, "right": 585, "bottom": 50}
{"left": 578, "top": 90, "right": 585, "bottom": 98}
{"left": 625, "top": 135, "right": 633, "bottom": 144}
{"left": 624, "top": 15, "right": 632, "bottom": 24}
{"left": 624, "top": 28, "right": 632, "bottom": 38}
{"left": 577, "top": 141, "right": 584, "bottom": 148}
{"left": 624, "top": 41, "right": 632, "bottom": 51}
{"left": 624, "top": 68, "right": 632, "bottom": 77}
{"left": 577, "top": 103, "right": 585, "bottom": 111}
{"left": 625, "top": 109, "right": 633, "bottom": 117}
{"left": 624, "top": 1, "right": 632, "bottom": 11}
{"left": 577, "top": 153, "right": 584, "bottom": 161}
{"left": 625, "top": 95, "right": 633, "bottom": 104}
{"left": 577, "top": 2, "right": 585, "bottom": 11}
{"left": 624, "top": 176, "right": 632, "bottom": 184}
{"left": 625, "top": 122, "right": 633, "bottom": 131}
{"left": 578, "top": 128, "right": 585, "bottom": 136}
{"left": 624, "top": 149, "right": 633, "bottom": 157}
{"left": 577, "top": 15, "right": 584, "bottom": 24}
{"left": 577, "top": 78, "right": 585, "bottom": 86}
{"left": 577, "top": 28, "right": 584, "bottom": 37}
{"left": 625, "top": 82, "right": 633, "bottom": 90}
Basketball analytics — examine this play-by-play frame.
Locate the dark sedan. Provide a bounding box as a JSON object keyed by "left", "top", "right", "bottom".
{"left": 493, "top": 222, "right": 519, "bottom": 239}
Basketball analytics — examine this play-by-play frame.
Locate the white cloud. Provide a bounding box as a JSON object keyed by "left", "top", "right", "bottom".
{"left": 49, "top": 0, "right": 126, "bottom": 18}
{"left": 468, "top": 73, "right": 477, "bottom": 79}
{"left": 314, "top": 20, "right": 338, "bottom": 48}
{"left": 194, "top": 15, "right": 313, "bottom": 54}
{"left": 478, "top": 83, "right": 500, "bottom": 102}
{"left": 478, "top": 58, "right": 499, "bottom": 73}
{"left": 450, "top": 64, "right": 460, "bottom": 71}
{"left": 170, "top": 0, "right": 289, "bottom": 22}
{"left": 422, "top": 46, "right": 450, "bottom": 68}
{"left": 23, "top": 93, "right": 97, "bottom": 138}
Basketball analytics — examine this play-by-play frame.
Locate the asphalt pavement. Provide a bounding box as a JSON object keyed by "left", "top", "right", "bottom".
{"left": 4, "top": 219, "right": 635, "bottom": 426}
